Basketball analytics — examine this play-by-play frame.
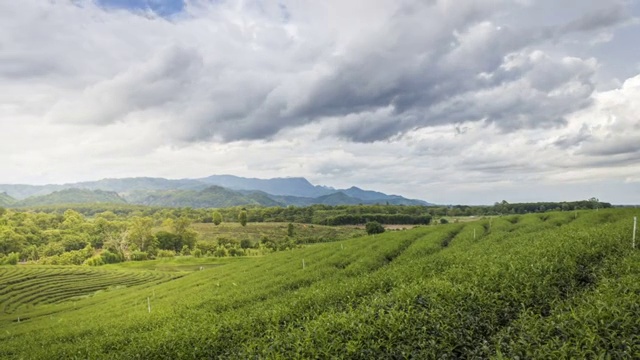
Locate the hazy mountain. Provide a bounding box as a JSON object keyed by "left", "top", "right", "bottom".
{"left": 13, "top": 189, "right": 127, "bottom": 207}
{"left": 198, "top": 175, "right": 335, "bottom": 197}
{"left": 0, "top": 192, "right": 15, "bottom": 207}
{"left": 126, "top": 186, "right": 284, "bottom": 208}
{"left": 0, "top": 177, "right": 205, "bottom": 200}
{"left": 0, "top": 184, "right": 66, "bottom": 200}
{"left": 0, "top": 175, "right": 431, "bottom": 207}
{"left": 341, "top": 186, "right": 428, "bottom": 205}
{"left": 314, "top": 192, "right": 363, "bottom": 205}
{"left": 71, "top": 177, "right": 206, "bottom": 193}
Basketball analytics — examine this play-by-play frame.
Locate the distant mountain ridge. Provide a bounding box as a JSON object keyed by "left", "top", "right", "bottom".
{"left": 0, "top": 192, "right": 15, "bottom": 207}
{"left": 0, "top": 175, "right": 431, "bottom": 208}
{"left": 198, "top": 175, "right": 334, "bottom": 198}
{"left": 13, "top": 189, "right": 126, "bottom": 207}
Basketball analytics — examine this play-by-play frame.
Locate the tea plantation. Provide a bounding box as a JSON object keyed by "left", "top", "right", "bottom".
{"left": 1, "top": 209, "right": 638, "bottom": 358}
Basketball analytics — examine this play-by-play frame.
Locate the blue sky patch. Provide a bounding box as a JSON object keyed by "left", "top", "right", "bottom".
{"left": 97, "top": 0, "right": 185, "bottom": 17}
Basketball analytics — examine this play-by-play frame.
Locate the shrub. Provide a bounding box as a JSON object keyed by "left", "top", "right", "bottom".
{"left": 84, "top": 256, "right": 105, "bottom": 266}
{"left": 365, "top": 221, "right": 385, "bottom": 235}
{"left": 101, "top": 250, "right": 124, "bottom": 264}
{"left": 229, "top": 248, "right": 245, "bottom": 257}
{"left": 130, "top": 251, "right": 149, "bottom": 261}
{"left": 1, "top": 252, "right": 19, "bottom": 265}
{"left": 157, "top": 249, "right": 176, "bottom": 258}
{"left": 214, "top": 247, "right": 228, "bottom": 257}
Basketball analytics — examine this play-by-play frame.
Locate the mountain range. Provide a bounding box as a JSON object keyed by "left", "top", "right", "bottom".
{"left": 0, "top": 175, "right": 430, "bottom": 208}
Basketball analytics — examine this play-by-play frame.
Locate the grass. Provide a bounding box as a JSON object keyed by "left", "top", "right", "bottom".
{"left": 191, "top": 221, "right": 366, "bottom": 245}
{"left": 0, "top": 209, "right": 638, "bottom": 358}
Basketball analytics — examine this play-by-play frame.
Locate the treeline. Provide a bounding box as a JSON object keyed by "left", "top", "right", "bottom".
{"left": 0, "top": 208, "right": 202, "bottom": 266}
{"left": 439, "top": 200, "right": 612, "bottom": 217}
{"left": 11, "top": 200, "right": 613, "bottom": 225}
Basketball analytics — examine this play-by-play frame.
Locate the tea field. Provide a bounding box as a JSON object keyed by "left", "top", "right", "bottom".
{"left": 0, "top": 209, "right": 638, "bottom": 358}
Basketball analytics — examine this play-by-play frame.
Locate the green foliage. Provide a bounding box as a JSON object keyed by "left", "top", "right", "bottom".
{"left": 213, "top": 247, "right": 228, "bottom": 257}
{"left": 157, "top": 249, "right": 176, "bottom": 258}
{"left": 129, "top": 251, "right": 149, "bottom": 261}
{"left": 440, "top": 218, "right": 449, "bottom": 224}
{"left": 0, "top": 228, "right": 25, "bottom": 254}
{"left": 365, "top": 221, "right": 385, "bottom": 235}
{"left": 127, "top": 216, "right": 155, "bottom": 251}
{"left": 287, "top": 222, "right": 294, "bottom": 237}
{"left": 239, "top": 210, "right": 248, "bottom": 227}
{"left": 100, "top": 250, "right": 124, "bottom": 264}
{"left": 212, "top": 211, "right": 222, "bottom": 226}
{"left": 156, "top": 231, "right": 181, "bottom": 252}
{"left": 0, "top": 252, "right": 19, "bottom": 265}
{"left": 240, "top": 239, "right": 252, "bottom": 249}
{"left": 193, "top": 248, "right": 203, "bottom": 258}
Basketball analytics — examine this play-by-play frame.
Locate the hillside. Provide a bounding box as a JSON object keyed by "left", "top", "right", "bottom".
{"left": 1, "top": 209, "right": 638, "bottom": 358}
{"left": 0, "top": 192, "right": 15, "bottom": 207}
{"left": 125, "top": 186, "right": 284, "bottom": 208}
{"left": 12, "top": 189, "right": 127, "bottom": 207}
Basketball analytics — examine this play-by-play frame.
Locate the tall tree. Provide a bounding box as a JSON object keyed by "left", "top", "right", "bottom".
{"left": 212, "top": 211, "right": 222, "bottom": 226}
{"left": 127, "top": 217, "right": 154, "bottom": 251}
{"left": 238, "top": 211, "right": 247, "bottom": 227}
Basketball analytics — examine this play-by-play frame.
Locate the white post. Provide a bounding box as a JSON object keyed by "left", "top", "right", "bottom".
{"left": 633, "top": 217, "right": 637, "bottom": 249}
{"left": 147, "top": 297, "right": 151, "bottom": 313}
{"left": 474, "top": 228, "right": 476, "bottom": 240}
{"left": 302, "top": 259, "right": 306, "bottom": 269}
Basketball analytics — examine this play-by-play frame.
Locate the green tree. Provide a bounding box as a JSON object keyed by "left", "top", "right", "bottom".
{"left": 60, "top": 209, "right": 84, "bottom": 230}
{"left": 156, "top": 231, "right": 181, "bottom": 251}
{"left": 365, "top": 221, "right": 385, "bottom": 235}
{"left": 127, "top": 217, "right": 154, "bottom": 251}
{"left": 240, "top": 239, "right": 252, "bottom": 249}
{"left": 239, "top": 211, "right": 247, "bottom": 227}
{"left": 0, "top": 228, "right": 26, "bottom": 255}
{"left": 287, "top": 223, "right": 295, "bottom": 237}
{"left": 212, "top": 211, "right": 222, "bottom": 226}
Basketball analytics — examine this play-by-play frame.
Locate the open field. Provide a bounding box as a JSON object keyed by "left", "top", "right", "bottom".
{"left": 0, "top": 209, "right": 639, "bottom": 358}
{"left": 191, "top": 221, "right": 366, "bottom": 245}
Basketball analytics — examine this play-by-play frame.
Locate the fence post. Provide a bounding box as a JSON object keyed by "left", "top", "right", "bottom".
{"left": 633, "top": 217, "right": 637, "bottom": 249}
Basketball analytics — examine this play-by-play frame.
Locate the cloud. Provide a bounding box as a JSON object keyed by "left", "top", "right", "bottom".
{"left": 562, "top": 2, "right": 632, "bottom": 33}
{"left": 4, "top": 0, "right": 624, "bottom": 145}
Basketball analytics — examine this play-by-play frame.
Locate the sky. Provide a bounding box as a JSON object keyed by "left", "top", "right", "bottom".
{"left": 1, "top": 0, "right": 639, "bottom": 205}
